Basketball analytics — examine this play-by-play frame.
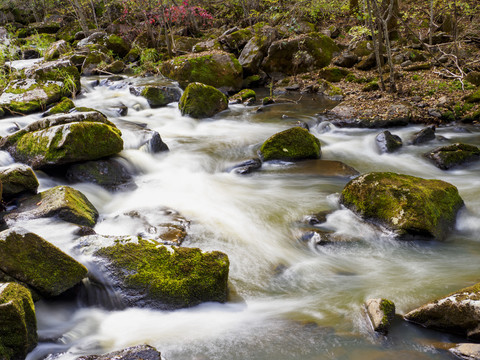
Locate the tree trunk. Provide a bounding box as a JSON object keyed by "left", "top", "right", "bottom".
{"left": 349, "top": 0, "right": 359, "bottom": 14}
{"left": 366, "top": 0, "right": 385, "bottom": 91}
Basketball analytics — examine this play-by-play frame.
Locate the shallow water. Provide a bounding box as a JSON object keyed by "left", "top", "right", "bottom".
{"left": 2, "top": 76, "right": 479, "bottom": 360}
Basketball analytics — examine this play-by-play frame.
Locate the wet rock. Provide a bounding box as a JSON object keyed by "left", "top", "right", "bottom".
{"left": 340, "top": 172, "right": 464, "bottom": 239}
{"left": 365, "top": 298, "right": 395, "bottom": 335}
{"left": 43, "top": 97, "right": 75, "bottom": 116}
{"left": 129, "top": 85, "right": 182, "bottom": 108}
{"left": 138, "top": 130, "right": 169, "bottom": 153}
{"left": 179, "top": 82, "right": 228, "bottom": 119}
{"left": 450, "top": 343, "right": 480, "bottom": 359}
{"left": 44, "top": 39, "right": 70, "bottom": 61}
{"left": 425, "top": 143, "right": 480, "bottom": 170}
{"left": 66, "top": 159, "right": 134, "bottom": 191}
{"left": 229, "top": 89, "right": 256, "bottom": 104}
{"left": 405, "top": 283, "right": 480, "bottom": 340}
{"left": 375, "top": 130, "right": 403, "bottom": 153}
{"left": 0, "top": 111, "right": 123, "bottom": 169}
{"left": 411, "top": 126, "right": 436, "bottom": 145}
{"left": 271, "top": 159, "right": 358, "bottom": 177}
{"left": 259, "top": 127, "right": 321, "bottom": 162}
{"left": 76, "top": 344, "right": 161, "bottom": 360}
{"left": 79, "top": 235, "right": 229, "bottom": 309}
{"left": 262, "top": 32, "right": 339, "bottom": 76}
{"left": 110, "top": 105, "right": 128, "bottom": 116}
{"left": 161, "top": 51, "right": 243, "bottom": 93}
{"left": 0, "top": 282, "right": 37, "bottom": 360}
{"left": 238, "top": 25, "right": 276, "bottom": 75}
{"left": 228, "top": 158, "right": 262, "bottom": 174}
{"left": 333, "top": 52, "right": 359, "bottom": 68}
{"left": 0, "top": 164, "right": 39, "bottom": 200}
{"left": 0, "top": 228, "right": 88, "bottom": 296}
{"left": 328, "top": 104, "right": 410, "bottom": 128}
{"left": 4, "top": 186, "right": 99, "bottom": 227}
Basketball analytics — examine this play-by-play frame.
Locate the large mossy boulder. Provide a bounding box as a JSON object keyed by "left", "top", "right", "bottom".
{"left": 179, "top": 82, "right": 228, "bottom": 119}
{"left": 238, "top": 25, "right": 276, "bottom": 75}
{"left": 259, "top": 127, "right": 321, "bottom": 162}
{"left": 261, "top": 32, "right": 339, "bottom": 76}
{"left": 425, "top": 143, "right": 480, "bottom": 170}
{"left": 340, "top": 172, "right": 464, "bottom": 239}
{"left": 405, "top": 283, "right": 480, "bottom": 340}
{"left": 0, "top": 111, "right": 123, "bottom": 169}
{"left": 25, "top": 59, "right": 81, "bottom": 91}
{"left": 4, "top": 186, "right": 99, "bottom": 227}
{"left": 81, "top": 236, "right": 229, "bottom": 309}
{"left": 76, "top": 345, "right": 161, "bottom": 360}
{"left": 44, "top": 39, "right": 70, "bottom": 61}
{"left": 0, "top": 164, "right": 39, "bottom": 200}
{"left": 161, "top": 51, "right": 243, "bottom": 92}
{"left": 0, "top": 228, "right": 88, "bottom": 297}
{"left": 0, "top": 282, "right": 37, "bottom": 360}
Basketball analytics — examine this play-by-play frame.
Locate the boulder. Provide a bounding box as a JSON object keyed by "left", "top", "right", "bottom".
{"left": 24, "top": 59, "right": 80, "bottom": 90}
{"left": 333, "top": 52, "right": 359, "bottom": 68}
{"left": 137, "top": 130, "right": 169, "bottom": 153}
{"left": 228, "top": 158, "right": 262, "bottom": 175}
{"left": 356, "top": 53, "right": 377, "bottom": 71}
{"left": 238, "top": 25, "right": 276, "bottom": 75}
{"left": 43, "top": 97, "right": 75, "bottom": 116}
{"left": 179, "top": 82, "right": 228, "bottom": 119}
{"left": 43, "top": 39, "right": 70, "bottom": 61}
{"left": 365, "top": 298, "right": 395, "bottom": 335}
{"left": 76, "top": 345, "right": 161, "bottom": 360}
{"left": 425, "top": 143, "right": 480, "bottom": 170}
{"left": 376, "top": 130, "right": 403, "bottom": 153}
{"left": 104, "top": 60, "right": 125, "bottom": 74}
{"left": 405, "top": 283, "right": 480, "bottom": 340}
{"left": 262, "top": 32, "right": 339, "bottom": 76}
{"left": 229, "top": 89, "right": 256, "bottom": 104}
{"left": 351, "top": 40, "right": 374, "bottom": 57}
{"left": 161, "top": 51, "right": 243, "bottom": 92}
{"left": 340, "top": 172, "right": 464, "bottom": 239}
{"left": 80, "top": 236, "right": 229, "bottom": 309}
{"left": 129, "top": 85, "right": 182, "bottom": 108}
{"left": 0, "top": 164, "right": 39, "bottom": 199}
{"left": 411, "top": 126, "right": 436, "bottom": 145}
{"left": 78, "top": 32, "right": 130, "bottom": 58}
{"left": 66, "top": 159, "right": 133, "bottom": 191}
{"left": 450, "top": 343, "right": 480, "bottom": 360}
{"left": 192, "top": 39, "right": 222, "bottom": 53}
{"left": 259, "top": 127, "right": 321, "bottom": 162}
{"left": 318, "top": 67, "right": 350, "bottom": 82}
{"left": 0, "top": 282, "right": 37, "bottom": 360}
{"left": 464, "top": 88, "right": 480, "bottom": 104}
{"left": 219, "top": 27, "right": 252, "bottom": 55}
{"left": 82, "top": 50, "right": 113, "bottom": 76}
{"left": 0, "top": 228, "right": 88, "bottom": 296}
{"left": 4, "top": 186, "right": 99, "bottom": 227}
{"left": 466, "top": 71, "right": 480, "bottom": 87}
{"left": 0, "top": 111, "right": 123, "bottom": 169}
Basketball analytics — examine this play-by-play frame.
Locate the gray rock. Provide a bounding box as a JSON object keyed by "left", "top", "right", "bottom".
{"left": 228, "top": 158, "right": 262, "bottom": 175}
{"left": 333, "top": 52, "right": 359, "bottom": 68}
{"left": 76, "top": 345, "right": 161, "bottom": 360}
{"left": 129, "top": 85, "right": 182, "bottom": 108}
{"left": 365, "top": 298, "right": 395, "bottom": 335}
{"left": 238, "top": 26, "right": 276, "bottom": 75}
{"left": 411, "top": 126, "right": 436, "bottom": 145}
{"left": 376, "top": 130, "right": 403, "bottom": 153}
{"left": 44, "top": 40, "right": 70, "bottom": 61}
{"left": 0, "top": 164, "right": 39, "bottom": 199}
{"left": 425, "top": 143, "right": 480, "bottom": 170}
{"left": 450, "top": 343, "right": 480, "bottom": 360}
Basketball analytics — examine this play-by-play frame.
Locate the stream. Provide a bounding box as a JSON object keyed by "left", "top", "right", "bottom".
{"left": 2, "top": 73, "right": 480, "bottom": 360}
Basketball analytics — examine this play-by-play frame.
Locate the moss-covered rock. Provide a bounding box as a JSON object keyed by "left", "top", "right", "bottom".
{"left": 238, "top": 25, "right": 277, "bottom": 76}
{"left": 192, "top": 39, "right": 223, "bottom": 53}
{"left": 44, "top": 39, "right": 70, "bottom": 61}
{"left": 466, "top": 71, "right": 480, "bottom": 87}
{"left": 82, "top": 50, "right": 113, "bottom": 76}
{"left": 161, "top": 51, "right": 243, "bottom": 92}
{"left": 0, "top": 228, "right": 88, "bottom": 296}
{"left": 262, "top": 32, "right": 339, "bottom": 75}
{"left": 25, "top": 59, "right": 80, "bottom": 89}
{"left": 0, "top": 282, "right": 37, "bottom": 360}
{"left": 405, "top": 282, "right": 480, "bottom": 340}
{"left": 0, "top": 164, "right": 38, "bottom": 200}
{"left": 44, "top": 97, "right": 75, "bottom": 116}
{"left": 104, "top": 34, "right": 130, "bottom": 58}
{"left": 259, "top": 127, "right": 321, "bottom": 162}
{"left": 351, "top": 40, "right": 374, "bottom": 57}
{"left": 229, "top": 89, "right": 256, "bottom": 103}
{"left": 425, "top": 143, "right": 480, "bottom": 170}
{"left": 105, "top": 60, "right": 125, "bottom": 74}
{"left": 179, "top": 82, "right": 228, "bottom": 119}
{"left": 0, "top": 111, "right": 123, "bottom": 169}
{"left": 340, "top": 172, "right": 464, "bottom": 239}
{"left": 123, "top": 47, "right": 141, "bottom": 63}
{"left": 464, "top": 88, "right": 480, "bottom": 103}
{"left": 220, "top": 28, "right": 252, "bottom": 55}
{"left": 365, "top": 298, "right": 396, "bottom": 335}
{"left": 318, "top": 67, "right": 350, "bottom": 82}
{"left": 129, "top": 85, "right": 182, "bottom": 108}
{"left": 4, "top": 186, "right": 99, "bottom": 227}
{"left": 85, "top": 236, "right": 229, "bottom": 309}
{"left": 375, "top": 130, "right": 403, "bottom": 153}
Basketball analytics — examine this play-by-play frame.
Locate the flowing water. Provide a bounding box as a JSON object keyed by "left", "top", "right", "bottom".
{"left": 2, "top": 74, "right": 480, "bottom": 360}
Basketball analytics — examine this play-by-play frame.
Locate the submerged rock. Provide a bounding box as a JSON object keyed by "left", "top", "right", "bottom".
{"left": 0, "top": 111, "right": 123, "bottom": 169}
{"left": 76, "top": 344, "right": 161, "bottom": 360}
{"left": 161, "top": 51, "right": 243, "bottom": 92}
{"left": 4, "top": 185, "right": 99, "bottom": 227}
{"left": 228, "top": 158, "right": 262, "bottom": 174}
{"left": 0, "top": 164, "right": 39, "bottom": 199}
{"left": 179, "top": 82, "right": 228, "bottom": 119}
{"left": 365, "top": 298, "right": 395, "bottom": 335}
{"left": 0, "top": 282, "right": 37, "bottom": 360}
{"left": 0, "top": 228, "right": 88, "bottom": 297}
{"left": 259, "top": 127, "right": 321, "bottom": 162}
{"left": 376, "top": 130, "right": 403, "bottom": 153}
{"left": 340, "top": 172, "right": 464, "bottom": 239}
{"left": 405, "top": 283, "right": 480, "bottom": 340}
{"left": 81, "top": 236, "right": 229, "bottom": 309}
{"left": 425, "top": 143, "right": 480, "bottom": 170}
{"left": 268, "top": 159, "right": 358, "bottom": 177}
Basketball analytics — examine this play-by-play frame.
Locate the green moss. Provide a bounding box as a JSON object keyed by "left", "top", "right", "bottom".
{"left": 105, "top": 34, "right": 130, "bottom": 58}
{"left": 259, "top": 127, "right": 321, "bottom": 162}
{"left": 179, "top": 82, "right": 228, "bottom": 119}
{"left": 340, "top": 172, "right": 464, "bottom": 239}
{"left": 318, "top": 67, "right": 350, "bottom": 82}
{"left": 0, "top": 229, "right": 88, "bottom": 296}
{"left": 0, "top": 165, "right": 39, "bottom": 198}
{"left": 464, "top": 88, "right": 480, "bottom": 103}
{"left": 95, "top": 239, "right": 229, "bottom": 308}
{"left": 141, "top": 87, "right": 167, "bottom": 107}
{"left": 380, "top": 299, "right": 395, "bottom": 325}
{"left": 46, "top": 97, "right": 74, "bottom": 115}
{"left": 230, "top": 89, "right": 256, "bottom": 102}
{"left": 426, "top": 143, "right": 480, "bottom": 170}
{"left": 362, "top": 81, "right": 379, "bottom": 92}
